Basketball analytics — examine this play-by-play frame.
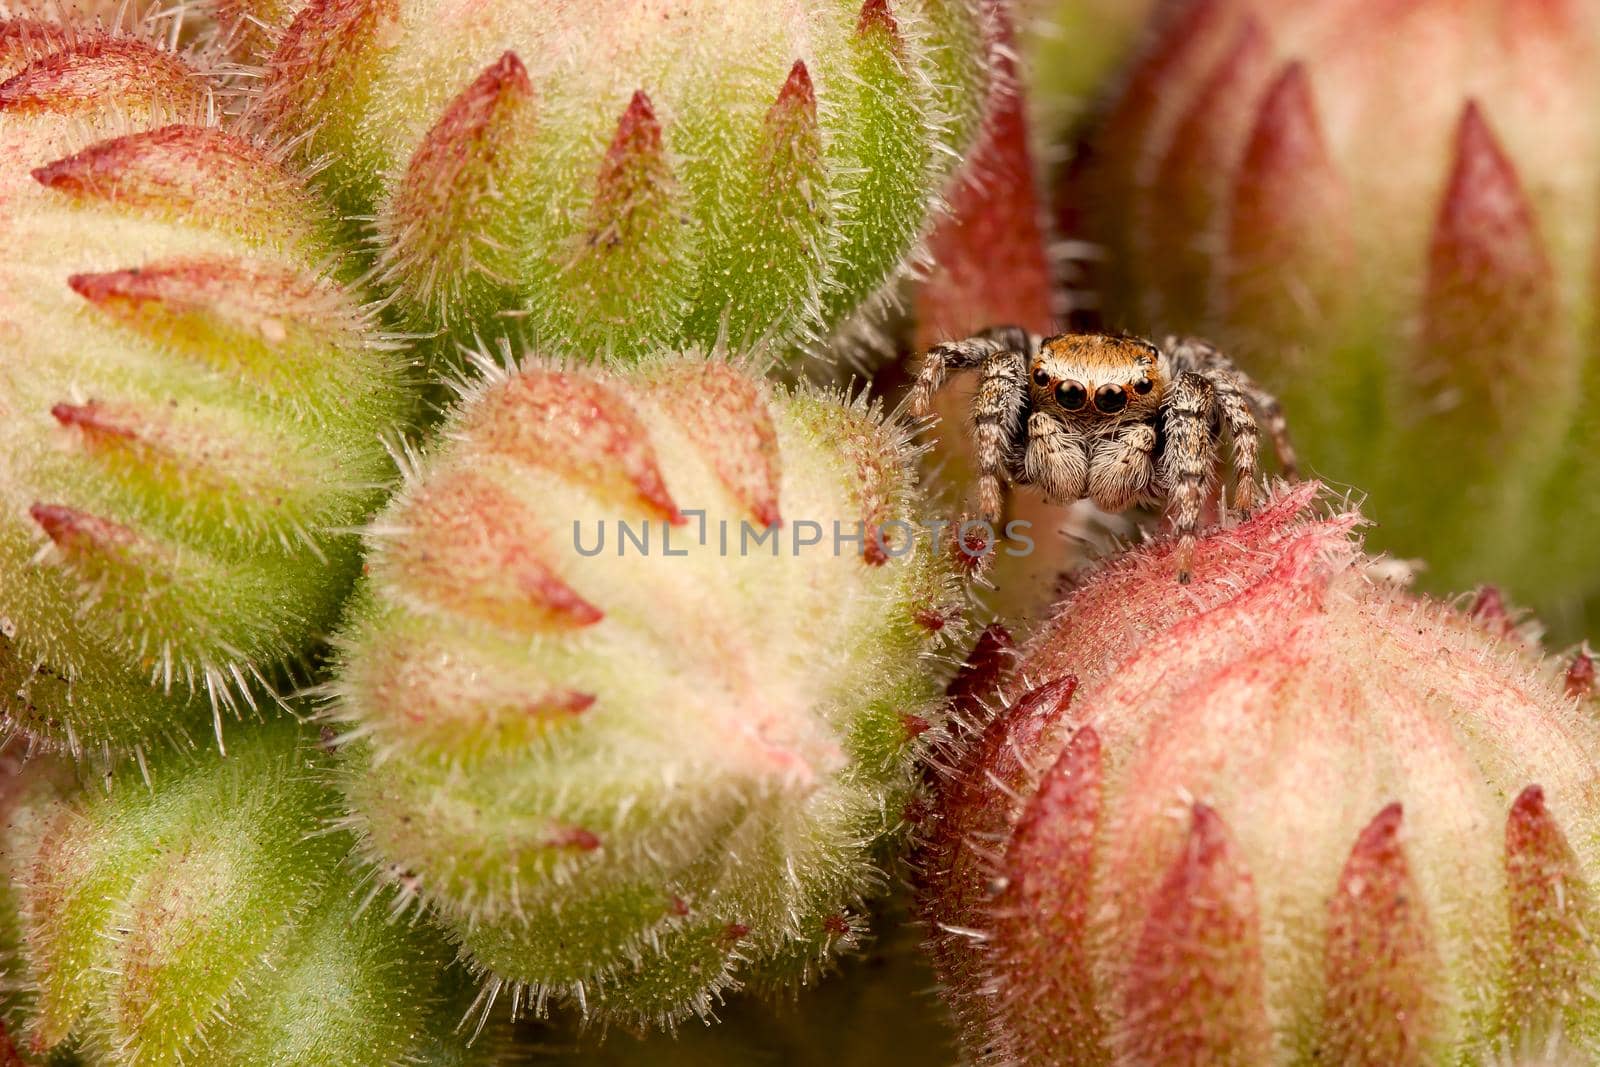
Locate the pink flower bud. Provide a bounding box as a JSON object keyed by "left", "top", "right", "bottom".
{"left": 920, "top": 483, "right": 1600, "bottom": 1064}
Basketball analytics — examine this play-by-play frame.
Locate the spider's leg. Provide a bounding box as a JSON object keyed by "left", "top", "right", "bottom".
{"left": 1210, "top": 372, "right": 1262, "bottom": 514}
{"left": 1240, "top": 378, "right": 1297, "bottom": 480}
{"left": 970, "top": 348, "right": 1029, "bottom": 527}
{"left": 973, "top": 324, "right": 1039, "bottom": 352}
{"left": 1161, "top": 335, "right": 1213, "bottom": 374}
{"left": 1166, "top": 335, "right": 1297, "bottom": 480}
{"left": 1162, "top": 371, "right": 1218, "bottom": 583}
{"left": 910, "top": 325, "right": 1038, "bottom": 418}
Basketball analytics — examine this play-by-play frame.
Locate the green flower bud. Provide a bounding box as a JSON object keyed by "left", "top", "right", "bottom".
{"left": 0, "top": 722, "right": 503, "bottom": 1066}
{"left": 0, "top": 22, "right": 413, "bottom": 758}
{"left": 253, "top": 0, "right": 989, "bottom": 365}
{"left": 331, "top": 353, "right": 966, "bottom": 1028}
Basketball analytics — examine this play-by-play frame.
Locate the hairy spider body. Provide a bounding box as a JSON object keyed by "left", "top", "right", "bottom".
{"left": 911, "top": 329, "right": 1297, "bottom": 581}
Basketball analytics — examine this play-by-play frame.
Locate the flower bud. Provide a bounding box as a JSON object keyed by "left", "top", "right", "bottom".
{"left": 256, "top": 0, "right": 990, "bottom": 364}
{"left": 0, "top": 722, "right": 501, "bottom": 1065}
{"left": 331, "top": 352, "right": 966, "bottom": 1027}
{"left": 0, "top": 22, "right": 412, "bottom": 757}
{"left": 1082, "top": 0, "right": 1600, "bottom": 607}
{"left": 921, "top": 483, "right": 1600, "bottom": 1064}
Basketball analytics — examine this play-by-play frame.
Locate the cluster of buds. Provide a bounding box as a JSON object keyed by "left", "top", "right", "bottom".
{"left": 0, "top": 19, "right": 411, "bottom": 758}
{"left": 1082, "top": 0, "right": 1600, "bottom": 606}
{"left": 920, "top": 483, "right": 1600, "bottom": 1065}
{"left": 330, "top": 353, "right": 966, "bottom": 1027}
{"left": 0, "top": 723, "right": 500, "bottom": 1065}
{"left": 254, "top": 0, "right": 990, "bottom": 363}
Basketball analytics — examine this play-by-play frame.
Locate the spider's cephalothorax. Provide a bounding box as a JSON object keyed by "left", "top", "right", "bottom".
{"left": 910, "top": 328, "right": 1298, "bottom": 581}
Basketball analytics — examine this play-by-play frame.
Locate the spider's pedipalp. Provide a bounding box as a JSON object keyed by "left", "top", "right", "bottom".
{"left": 1161, "top": 370, "right": 1220, "bottom": 583}
{"left": 1023, "top": 411, "right": 1088, "bottom": 503}
{"left": 1088, "top": 421, "right": 1158, "bottom": 513}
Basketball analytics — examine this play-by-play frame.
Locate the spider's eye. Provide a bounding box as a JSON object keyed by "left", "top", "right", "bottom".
{"left": 1094, "top": 385, "right": 1129, "bottom": 414}
{"left": 1032, "top": 367, "right": 1051, "bottom": 388}
{"left": 1056, "top": 381, "right": 1087, "bottom": 410}
{"left": 1133, "top": 377, "right": 1153, "bottom": 395}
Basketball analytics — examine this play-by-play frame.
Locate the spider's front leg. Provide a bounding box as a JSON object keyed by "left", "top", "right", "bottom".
{"left": 1166, "top": 335, "right": 1299, "bottom": 499}
{"left": 970, "top": 348, "right": 1030, "bottom": 526}
{"left": 1087, "top": 421, "right": 1157, "bottom": 513}
{"left": 1161, "top": 371, "right": 1219, "bottom": 583}
{"left": 909, "top": 325, "right": 1034, "bottom": 418}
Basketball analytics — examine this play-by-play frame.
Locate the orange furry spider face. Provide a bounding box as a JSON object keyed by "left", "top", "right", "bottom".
{"left": 1030, "top": 334, "right": 1165, "bottom": 420}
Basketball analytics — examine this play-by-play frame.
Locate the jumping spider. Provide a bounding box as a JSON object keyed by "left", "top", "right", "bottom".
{"left": 911, "top": 328, "right": 1298, "bottom": 582}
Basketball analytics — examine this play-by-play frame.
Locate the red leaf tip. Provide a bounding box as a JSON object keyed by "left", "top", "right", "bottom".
{"left": 547, "top": 826, "right": 601, "bottom": 852}
{"left": 857, "top": 0, "right": 899, "bottom": 38}
{"left": 50, "top": 402, "right": 135, "bottom": 440}
{"left": 1468, "top": 585, "right": 1516, "bottom": 639}
{"left": 947, "top": 623, "right": 1013, "bottom": 710}
{"left": 1565, "top": 650, "right": 1595, "bottom": 700}
{"left": 1428, "top": 99, "right": 1550, "bottom": 307}
{"left": 610, "top": 89, "right": 659, "bottom": 155}
{"left": 484, "top": 49, "right": 529, "bottom": 92}
{"left": 777, "top": 58, "right": 814, "bottom": 111}
{"left": 1510, "top": 783, "right": 1546, "bottom": 822}
{"left": 28, "top": 503, "right": 131, "bottom": 551}
{"left": 1356, "top": 800, "right": 1405, "bottom": 850}
{"left": 1248, "top": 60, "right": 1325, "bottom": 174}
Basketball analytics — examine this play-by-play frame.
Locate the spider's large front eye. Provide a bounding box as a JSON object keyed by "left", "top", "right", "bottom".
{"left": 1056, "top": 381, "right": 1087, "bottom": 410}
{"left": 1032, "top": 367, "right": 1050, "bottom": 388}
{"left": 1094, "top": 384, "right": 1128, "bottom": 414}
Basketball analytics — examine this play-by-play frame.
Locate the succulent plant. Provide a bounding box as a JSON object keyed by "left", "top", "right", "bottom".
{"left": 0, "top": 721, "right": 500, "bottom": 1066}
{"left": 329, "top": 351, "right": 967, "bottom": 1028}
{"left": 919, "top": 481, "right": 1600, "bottom": 1065}
{"left": 0, "top": 21, "right": 413, "bottom": 759}
{"left": 253, "top": 0, "right": 991, "bottom": 366}
{"left": 1079, "top": 0, "right": 1600, "bottom": 611}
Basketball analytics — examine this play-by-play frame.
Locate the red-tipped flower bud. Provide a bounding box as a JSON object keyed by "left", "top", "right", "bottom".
{"left": 0, "top": 22, "right": 413, "bottom": 759}
{"left": 331, "top": 352, "right": 968, "bottom": 1028}
{"left": 252, "top": 0, "right": 991, "bottom": 367}
{"left": 920, "top": 483, "right": 1600, "bottom": 1064}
